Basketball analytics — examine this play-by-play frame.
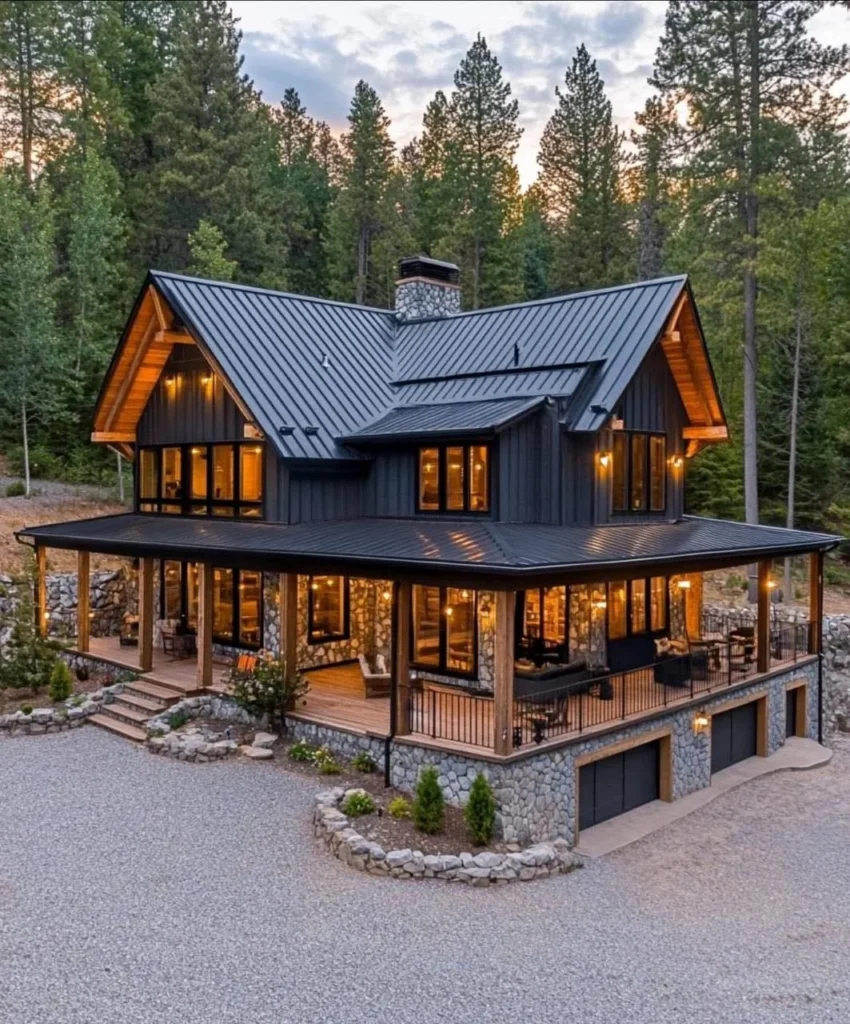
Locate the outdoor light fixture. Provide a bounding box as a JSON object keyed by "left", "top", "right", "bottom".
{"left": 678, "top": 579, "right": 692, "bottom": 590}
{"left": 767, "top": 580, "right": 778, "bottom": 589}
{"left": 693, "top": 709, "right": 710, "bottom": 733}
{"left": 201, "top": 373, "right": 213, "bottom": 385}
{"left": 165, "top": 374, "right": 176, "bottom": 387}
{"left": 670, "top": 455, "right": 683, "bottom": 469}
{"left": 598, "top": 451, "right": 611, "bottom": 469}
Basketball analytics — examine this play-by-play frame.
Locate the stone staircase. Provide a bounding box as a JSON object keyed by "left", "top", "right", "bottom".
{"left": 89, "top": 675, "right": 193, "bottom": 743}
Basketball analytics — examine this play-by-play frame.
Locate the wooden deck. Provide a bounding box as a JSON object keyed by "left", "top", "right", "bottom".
{"left": 86, "top": 635, "right": 228, "bottom": 694}
{"left": 294, "top": 664, "right": 391, "bottom": 735}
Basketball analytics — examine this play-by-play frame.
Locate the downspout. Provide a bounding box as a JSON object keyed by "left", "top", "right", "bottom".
{"left": 818, "top": 651, "right": 823, "bottom": 746}
{"left": 385, "top": 585, "right": 398, "bottom": 788}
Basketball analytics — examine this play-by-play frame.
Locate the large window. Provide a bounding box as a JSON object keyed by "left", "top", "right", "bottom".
{"left": 608, "top": 576, "right": 668, "bottom": 639}
{"left": 308, "top": 576, "right": 349, "bottom": 643}
{"left": 158, "top": 562, "right": 262, "bottom": 648}
{"left": 611, "top": 432, "right": 666, "bottom": 514}
{"left": 138, "top": 442, "right": 263, "bottom": 517}
{"left": 411, "top": 585, "right": 477, "bottom": 677}
{"left": 417, "top": 444, "right": 490, "bottom": 514}
{"left": 519, "top": 587, "right": 568, "bottom": 644}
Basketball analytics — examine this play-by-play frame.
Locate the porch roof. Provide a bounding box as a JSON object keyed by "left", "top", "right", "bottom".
{"left": 17, "top": 514, "right": 840, "bottom": 587}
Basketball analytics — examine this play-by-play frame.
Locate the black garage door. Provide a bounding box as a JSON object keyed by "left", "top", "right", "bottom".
{"left": 579, "top": 740, "right": 660, "bottom": 831}
{"left": 711, "top": 702, "right": 757, "bottom": 774}
{"left": 786, "top": 688, "right": 799, "bottom": 738}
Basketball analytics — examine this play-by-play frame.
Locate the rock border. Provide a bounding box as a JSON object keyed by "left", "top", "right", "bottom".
{"left": 0, "top": 683, "right": 125, "bottom": 737}
{"left": 145, "top": 694, "right": 258, "bottom": 762}
{"left": 313, "top": 788, "right": 583, "bottom": 885}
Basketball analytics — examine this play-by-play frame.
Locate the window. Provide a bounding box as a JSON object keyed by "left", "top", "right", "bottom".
{"left": 611, "top": 432, "right": 666, "bottom": 514}
{"left": 308, "top": 576, "right": 349, "bottom": 643}
{"left": 520, "top": 587, "right": 567, "bottom": 644}
{"left": 607, "top": 581, "right": 627, "bottom": 639}
{"left": 630, "top": 579, "right": 647, "bottom": 634}
{"left": 411, "top": 584, "right": 478, "bottom": 677}
{"left": 137, "top": 443, "right": 263, "bottom": 517}
{"left": 650, "top": 576, "right": 667, "bottom": 632}
{"left": 416, "top": 444, "right": 490, "bottom": 513}
{"left": 608, "top": 576, "right": 669, "bottom": 640}
{"left": 158, "top": 562, "right": 262, "bottom": 648}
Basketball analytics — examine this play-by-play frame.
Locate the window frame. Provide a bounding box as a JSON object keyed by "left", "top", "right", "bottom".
{"left": 415, "top": 443, "right": 491, "bottom": 515}
{"left": 607, "top": 576, "right": 670, "bottom": 640}
{"left": 610, "top": 430, "right": 667, "bottom": 515}
{"left": 307, "top": 575, "right": 350, "bottom": 644}
{"left": 410, "top": 584, "right": 478, "bottom": 680}
{"left": 517, "top": 586, "right": 570, "bottom": 647}
{"left": 158, "top": 561, "right": 263, "bottom": 650}
{"left": 137, "top": 441, "right": 264, "bottom": 518}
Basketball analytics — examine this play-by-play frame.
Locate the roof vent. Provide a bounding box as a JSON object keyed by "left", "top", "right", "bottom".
{"left": 303, "top": 425, "right": 320, "bottom": 436}
{"left": 321, "top": 354, "right": 330, "bottom": 369}
{"left": 278, "top": 425, "right": 295, "bottom": 436}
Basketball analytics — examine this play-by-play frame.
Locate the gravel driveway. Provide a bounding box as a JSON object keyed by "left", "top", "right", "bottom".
{"left": 2, "top": 730, "right": 849, "bottom": 1024}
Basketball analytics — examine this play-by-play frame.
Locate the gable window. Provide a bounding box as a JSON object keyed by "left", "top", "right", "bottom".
{"left": 411, "top": 584, "right": 477, "bottom": 678}
{"left": 137, "top": 442, "right": 263, "bottom": 517}
{"left": 608, "top": 576, "right": 669, "bottom": 639}
{"left": 308, "top": 576, "right": 349, "bottom": 643}
{"left": 416, "top": 444, "right": 490, "bottom": 513}
{"left": 611, "top": 432, "right": 666, "bottom": 514}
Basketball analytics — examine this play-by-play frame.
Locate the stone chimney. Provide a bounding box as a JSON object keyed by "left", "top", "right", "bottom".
{"left": 395, "top": 255, "right": 461, "bottom": 320}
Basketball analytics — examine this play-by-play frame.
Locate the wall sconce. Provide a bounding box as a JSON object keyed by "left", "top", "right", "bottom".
{"left": 201, "top": 373, "right": 214, "bottom": 386}
{"left": 381, "top": 589, "right": 391, "bottom": 601}
{"left": 164, "top": 374, "right": 176, "bottom": 387}
{"left": 693, "top": 709, "right": 710, "bottom": 733}
{"left": 767, "top": 580, "right": 778, "bottom": 590}
{"left": 677, "top": 579, "right": 691, "bottom": 590}
{"left": 670, "top": 455, "right": 683, "bottom": 469}
{"left": 598, "top": 451, "right": 611, "bottom": 469}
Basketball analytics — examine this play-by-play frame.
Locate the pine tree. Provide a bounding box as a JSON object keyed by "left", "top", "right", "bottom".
{"left": 515, "top": 184, "right": 553, "bottom": 301}
{"left": 464, "top": 772, "right": 497, "bottom": 845}
{"left": 187, "top": 219, "right": 238, "bottom": 280}
{"left": 441, "top": 36, "right": 523, "bottom": 308}
{"left": 326, "top": 81, "right": 396, "bottom": 305}
{"left": 631, "top": 96, "right": 681, "bottom": 280}
{"left": 538, "top": 44, "right": 631, "bottom": 292}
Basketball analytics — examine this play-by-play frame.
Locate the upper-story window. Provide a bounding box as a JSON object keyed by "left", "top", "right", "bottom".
{"left": 611, "top": 432, "right": 666, "bottom": 513}
{"left": 417, "top": 444, "right": 490, "bottom": 513}
{"left": 138, "top": 442, "right": 263, "bottom": 517}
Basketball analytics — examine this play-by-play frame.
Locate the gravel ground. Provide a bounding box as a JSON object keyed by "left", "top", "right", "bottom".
{"left": 2, "top": 730, "right": 850, "bottom": 1024}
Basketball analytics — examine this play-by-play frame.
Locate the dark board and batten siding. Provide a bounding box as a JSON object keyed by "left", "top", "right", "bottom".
{"left": 286, "top": 471, "right": 364, "bottom": 524}
{"left": 363, "top": 452, "right": 417, "bottom": 518}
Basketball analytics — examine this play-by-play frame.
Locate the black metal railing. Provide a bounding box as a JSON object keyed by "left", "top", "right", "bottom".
{"left": 405, "top": 622, "right": 814, "bottom": 752}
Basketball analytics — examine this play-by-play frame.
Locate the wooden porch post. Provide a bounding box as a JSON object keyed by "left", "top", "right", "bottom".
{"left": 393, "top": 581, "right": 411, "bottom": 736}
{"left": 280, "top": 572, "right": 298, "bottom": 682}
{"left": 196, "top": 562, "right": 214, "bottom": 689}
{"left": 77, "top": 551, "right": 90, "bottom": 653}
{"left": 493, "top": 590, "right": 516, "bottom": 756}
{"left": 757, "top": 560, "right": 771, "bottom": 674}
{"left": 809, "top": 550, "right": 824, "bottom": 655}
{"left": 138, "top": 556, "right": 154, "bottom": 672}
{"left": 35, "top": 544, "right": 47, "bottom": 637}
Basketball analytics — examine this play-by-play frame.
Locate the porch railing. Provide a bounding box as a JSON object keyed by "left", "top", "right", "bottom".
{"left": 406, "top": 621, "right": 813, "bottom": 752}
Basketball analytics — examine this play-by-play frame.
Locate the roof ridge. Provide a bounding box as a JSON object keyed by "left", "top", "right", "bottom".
{"left": 150, "top": 270, "right": 397, "bottom": 318}
{"left": 395, "top": 274, "right": 689, "bottom": 325}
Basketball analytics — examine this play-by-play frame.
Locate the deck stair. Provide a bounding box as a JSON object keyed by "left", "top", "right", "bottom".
{"left": 89, "top": 673, "right": 192, "bottom": 743}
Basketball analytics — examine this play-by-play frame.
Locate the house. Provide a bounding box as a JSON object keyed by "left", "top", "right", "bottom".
{"left": 18, "top": 256, "right": 838, "bottom": 845}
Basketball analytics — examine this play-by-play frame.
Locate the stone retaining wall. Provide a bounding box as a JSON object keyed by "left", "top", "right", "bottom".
{"left": 0, "top": 683, "right": 126, "bottom": 736}
{"left": 313, "top": 787, "right": 583, "bottom": 884}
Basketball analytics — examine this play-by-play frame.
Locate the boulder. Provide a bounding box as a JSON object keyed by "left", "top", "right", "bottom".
{"left": 240, "top": 745, "right": 273, "bottom": 760}
{"left": 252, "top": 731, "right": 278, "bottom": 749}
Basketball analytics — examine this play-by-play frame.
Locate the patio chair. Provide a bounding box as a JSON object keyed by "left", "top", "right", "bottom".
{"left": 358, "top": 654, "right": 391, "bottom": 699}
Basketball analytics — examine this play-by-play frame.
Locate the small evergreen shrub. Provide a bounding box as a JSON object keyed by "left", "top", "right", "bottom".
{"left": 412, "top": 766, "right": 445, "bottom": 834}
{"left": 464, "top": 772, "right": 497, "bottom": 845}
{"left": 387, "top": 796, "right": 411, "bottom": 819}
{"left": 20, "top": 704, "right": 33, "bottom": 715}
{"left": 341, "top": 790, "right": 376, "bottom": 817}
{"left": 313, "top": 745, "right": 341, "bottom": 775}
{"left": 168, "top": 709, "right": 188, "bottom": 730}
{"left": 5, "top": 480, "right": 26, "bottom": 498}
{"left": 288, "top": 739, "right": 316, "bottom": 762}
{"left": 352, "top": 750, "right": 377, "bottom": 773}
{"left": 48, "top": 661, "right": 73, "bottom": 703}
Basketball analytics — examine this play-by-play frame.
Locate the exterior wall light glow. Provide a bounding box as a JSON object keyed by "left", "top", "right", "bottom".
{"left": 165, "top": 375, "right": 176, "bottom": 387}
{"left": 677, "top": 579, "right": 691, "bottom": 590}
{"left": 670, "top": 455, "right": 683, "bottom": 469}
{"left": 598, "top": 452, "right": 611, "bottom": 469}
{"left": 693, "top": 710, "right": 710, "bottom": 733}
{"left": 767, "top": 580, "right": 778, "bottom": 589}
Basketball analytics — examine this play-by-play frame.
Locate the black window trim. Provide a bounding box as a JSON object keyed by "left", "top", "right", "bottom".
{"left": 410, "top": 584, "right": 479, "bottom": 680}
{"left": 607, "top": 576, "right": 670, "bottom": 640}
{"left": 516, "top": 585, "right": 571, "bottom": 647}
{"left": 416, "top": 442, "right": 492, "bottom": 515}
{"left": 159, "top": 561, "right": 264, "bottom": 650}
{"left": 307, "top": 575, "right": 351, "bottom": 645}
{"left": 611, "top": 429, "right": 667, "bottom": 515}
{"left": 137, "top": 440, "right": 264, "bottom": 519}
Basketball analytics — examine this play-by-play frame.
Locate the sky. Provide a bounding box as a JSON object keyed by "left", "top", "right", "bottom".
{"left": 229, "top": 0, "right": 850, "bottom": 188}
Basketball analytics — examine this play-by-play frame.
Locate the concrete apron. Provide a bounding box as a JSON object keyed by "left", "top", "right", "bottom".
{"left": 576, "top": 736, "right": 833, "bottom": 859}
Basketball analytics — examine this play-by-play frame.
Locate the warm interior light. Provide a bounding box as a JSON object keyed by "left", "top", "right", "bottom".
{"left": 677, "top": 579, "right": 692, "bottom": 590}
{"left": 381, "top": 589, "right": 391, "bottom": 601}
{"left": 190, "top": 447, "right": 201, "bottom": 455}
{"left": 461, "top": 589, "right": 469, "bottom": 599}
{"left": 445, "top": 606, "right": 454, "bottom": 617}
{"left": 311, "top": 582, "right": 318, "bottom": 591}
{"left": 592, "top": 599, "right": 607, "bottom": 610}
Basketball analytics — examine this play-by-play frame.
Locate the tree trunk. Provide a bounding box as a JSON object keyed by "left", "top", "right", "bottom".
{"left": 784, "top": 297, "right": 803, "bottom": 603}
{"left": 21, "top": 394, "right": 30, "bottom": 497}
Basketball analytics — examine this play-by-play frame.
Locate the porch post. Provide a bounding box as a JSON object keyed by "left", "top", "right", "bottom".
{"left": 279, "top": 572, "right": 298, "bottom": 682}
{"left": 493, "top": 590, "right": 516, "bottom": 756}
{"left": 392, "top": 581, "right": 411, "bottom": 736}
{"left": 77, "top": 551, "right": 90, "bottom": 653}
{"left": 757, "top": 560, "right": 771, "bottom": 674}
{"left": 35, "top": 544, "right": 47, "bottom": 637}
{"left": 138, "top": 556, "right": 154, "bottom": 672}
{"left": 809, "top": 550, "right": 824, "bottom": 656}
{"left": 196, "top": 562, "right": 214, "bottom": 689}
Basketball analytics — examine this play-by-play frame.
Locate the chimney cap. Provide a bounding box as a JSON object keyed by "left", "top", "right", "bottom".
{"left": 398, "top": 255, "right": 460, "bottom": 285}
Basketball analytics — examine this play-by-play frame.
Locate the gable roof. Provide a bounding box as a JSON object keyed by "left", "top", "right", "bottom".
{"left": 92, "top": 270, "right": 727, "bottom": 461}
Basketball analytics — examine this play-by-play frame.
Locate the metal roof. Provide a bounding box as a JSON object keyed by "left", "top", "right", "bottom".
{"left": 341, "top": 396, "right": 546, "bottom": 443}
{"left": 150, "top": 271, "right": 396, "bottom": 460}
{"left": 18, "top": 514, "right": 838, "bottom": 585}
{"left": 391, "top": 366, "right": 590, "bottom": 406}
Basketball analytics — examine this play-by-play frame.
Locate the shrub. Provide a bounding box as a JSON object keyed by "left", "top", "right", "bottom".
{"left": 168, "top": 709, "right": 188, "bottom": 730}
{"left": 313, "top": 745, "right": 341, "bottom": 775}
{"left": 48, "top": 661, "right": 73, "bottom": 703}
{"left": 229, "top": 656, "right": 308, "bottom": 732}
{"left": 387, "top": 796, "right": 411, "bottom": 819}
{"left": 20, "top": 704, "right": 33, "bottom": 715}
{"left": 352, "top": 750, "right": 377, "bottom": 773}
{"left": 341, "top": 790, "right": 376, "bottom": 817}
{"left": 464, "top": 773, "right": 497, "bottom": 845}
{"left": 5, "top": 480, "right": 26, "bottom": 498}
{"left": 0, "top": 558, "right": 62, "bottom": 693}
{"left": 412, "top": 766, "right": 445, "bottom": 834}
{"left": 288, "top": 739, "right": 316, "bottom": 762}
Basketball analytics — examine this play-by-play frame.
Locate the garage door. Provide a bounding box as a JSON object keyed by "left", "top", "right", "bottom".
{"left": 786, "top": 688, "right": 799, "bottom": 738}
{"left": 579, "top": 740, "right": 660, "bottom": 831}
{"left": 711, "top": 702, "right": 757, "bottom": 774}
